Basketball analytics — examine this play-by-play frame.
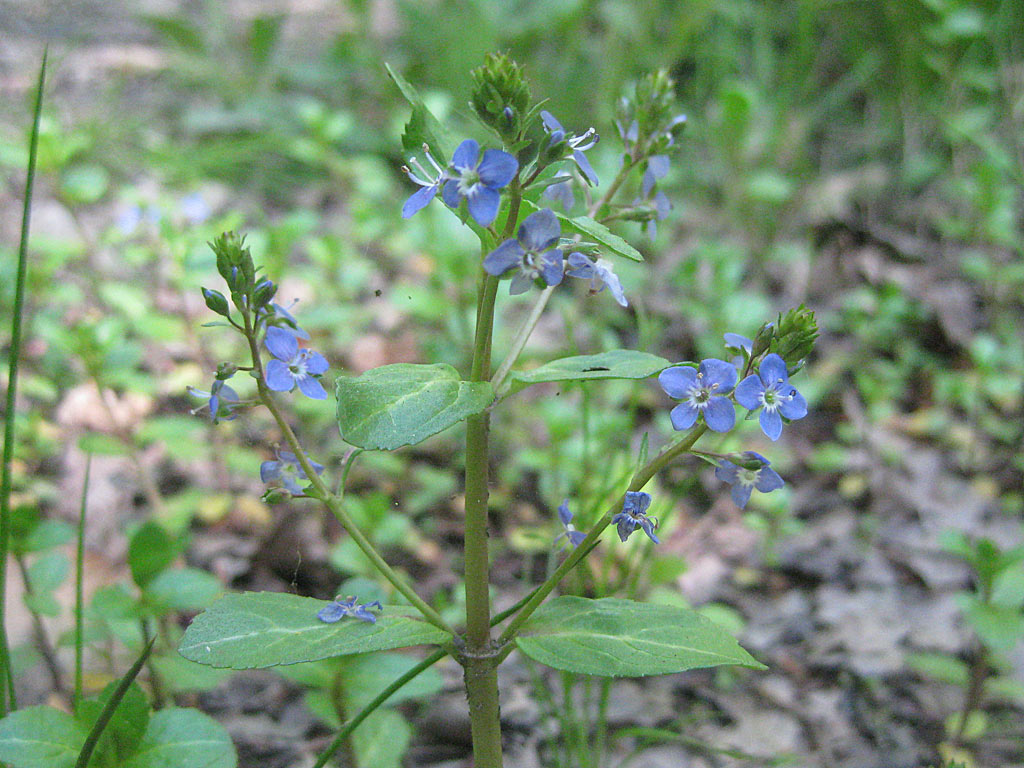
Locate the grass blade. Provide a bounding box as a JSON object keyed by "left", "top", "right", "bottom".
{"left": 0, "top": 46, "right": 48, "bottom": 718}
{"left": 73, "top": 635, "right": 156, "bottom": 768}
{"left": 74, "top": 455, "right": 92, "bottom": 713}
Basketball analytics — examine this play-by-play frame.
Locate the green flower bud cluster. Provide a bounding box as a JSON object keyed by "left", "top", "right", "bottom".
{"left": 470, "top": 52, "right": 531, "bottom": 143}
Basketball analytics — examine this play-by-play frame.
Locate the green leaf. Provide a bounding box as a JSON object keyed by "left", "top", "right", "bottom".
{"left": 19, "top": 519, "right": 75, "bottom": 553}
{"left": 523, "top": 199, "right": 643, "bottom": 262}
{"left": 515, "top": 596, "right": 766, "bottom": 677}
{"left": 509, "top": 350, "right": 669, "bottom": 392}
{"left": 75, "top": 681, "right": 150, "bottom": 765}
{"left": 143, "top": 568, "right": 223, "bottom": 613}
{"left": 128, "top": 522, "right": 177, "bottom": 588}
{"left": 60, "top": 164, "right": 109, "bottom": 205}
{"left": 27, "top": 550, "right": 69, "bottom": 593}
{"left": 122, "top": 708, "right": 236, "bottom": 768}
{"left": 384, "top": 63, "right": 452, "bottom": 160}
{"left": 336, "top": 364, "right": 493, "bottom": 451}
{"left": 178, "top": 592, "right": 450, "bottom": 669}
{"left": 341, "top": 652, "right": 444, "bottom": 711}
{"left": 352, "top": 709, "right": 410, "bottom": 768}
{"left": 0, "top": 706, "right": 86, "bottom": 768}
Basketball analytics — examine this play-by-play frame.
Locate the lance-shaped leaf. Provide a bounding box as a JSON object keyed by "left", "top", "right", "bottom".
{"left": 522, "top": 199, "right": 644, "bottom": 262}
{"left": 336, "top": 364, "right": 493, "bottom": 451}
{"left": 515, "top": 596, "right": 765, "bottom": 677}
{"left": 509, "top": 350, "right": 669, "bottom": 392}
{"left": 385, "top": 63, "right": 453, "bottom": 160}
{"left": 179, "top": 592, "right": 450, "bottom": 669}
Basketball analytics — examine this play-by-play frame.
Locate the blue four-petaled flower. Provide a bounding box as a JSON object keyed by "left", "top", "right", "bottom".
{"left": 441, "top": 139, "right": 518, "bottom": 227}
{"left": 658, "top": 359, "right": 737, "bottom": 433}
{"left": 264, "top": 326, "right": 329, "bottom": 400}
{"left": 734, "top": 353, "right": 807, "bottom": 441}
{"left": 611, "top": 491, "right": 659, "bottom": 544}
{"left": 260, "top": 449, "right": 324, "bottom": 496}
{"left": 555, "top": 500, "right": 587, "bottom": 549}
{"left": 317, "top": 595, "right": 383, "bottom": 624}
{"left": 565, "top": 252, "right": 628, "bottom": 307}
{"left": 715, "top": 452, "right": 784, "bottom": 508}
{"left": 483, "top": 208, "right": 564, "bottom": 294}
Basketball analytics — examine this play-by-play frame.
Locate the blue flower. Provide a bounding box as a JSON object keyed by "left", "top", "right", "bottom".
{"left": 611, "top": 491, "right": 659, "bottom": 543}
{"left": 658, "top": 359, "right": 737, "bottom": 433}
{"left": 542, "top": 173, "right": 575, "bottom": 211}
{"left": 317, "top": 595, "right": 383, "bottom": 624}
{"left": 441, "top": 139, "right": 518, "bottom": 227}
{"left": 723, "top": 333, "right": 753, "bottom": 353}
{"left": 540, "top": 111, "right": 600, "bottom": 186}
{"left": 180, "top": 192, "right": 211, "bottom": 224}
{"left": 734, "top": 353, "right": 808, "bottom": 441}
{"left": 715, "top": 452, "right": 784, "bottom": 508}
{"left": 401, "top": 144, "right": 449, "bottom": 219}
{"left": 639, "top": 155, "right": 671, "bottom": 238}
{"left": 565, "top": 252, "right": 628, "bottom": 307}
{"left": 555, "top": 500, "right": 587, "bottom": 548}
{"left": 187, "top": 379, "right": 240, "bottom": 424}
{"left": 264, "top": 326, "right": 329, "bottom": 399}
{"left": 260, "top": 449, "right": 324, "bottom": 496}
{"left": 259, "top": 301, "right": 310, "bottom": 340}
{"left": 483, "top": 208, "right": 564, "bottom": 294}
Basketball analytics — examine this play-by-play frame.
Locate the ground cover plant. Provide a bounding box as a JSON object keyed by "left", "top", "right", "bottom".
{"left": 1, "top": 2, "right": 1023, "bottom": 767}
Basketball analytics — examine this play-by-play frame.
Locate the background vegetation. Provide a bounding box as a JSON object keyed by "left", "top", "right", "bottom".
{"left": 1, "top": 1, "right": 1022, "bottom": 766}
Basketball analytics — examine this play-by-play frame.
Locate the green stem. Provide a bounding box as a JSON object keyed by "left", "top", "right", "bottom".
{"left": 1, "top": 48, "right": 46, "bottom": 717}
{"left": 74, "top": 637, "right": 155, "bottom": 768}
{"left": 498, "top": 425, "right": 707, "bottom": 644}
{"left": 242, "top": 312, "right": 454, "bottom": 636}
{"left": 74, "top": 455, "right": 91, "bottom": 713}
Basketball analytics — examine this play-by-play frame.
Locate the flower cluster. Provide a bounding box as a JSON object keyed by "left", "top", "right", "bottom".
{"left": 317, "top": 595, "right": 383, "bottom": 624}
{"left": 539, "top": 110, "right": 600, "bottom": 187}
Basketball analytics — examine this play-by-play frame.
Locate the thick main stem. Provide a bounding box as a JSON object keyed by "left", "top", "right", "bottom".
{"left": 462, "top": 270, "right": 504, "bottom": 767}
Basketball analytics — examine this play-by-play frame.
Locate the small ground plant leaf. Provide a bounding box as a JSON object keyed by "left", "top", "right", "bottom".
{"left": 515, "top": 596, "right": 766, "bottom": 677}
{"left": 336, "top": 363, "right": 493, "bottom": 451}
{"left": 510, "top": 350, "right": 669, "bottom": 391}
{"left": 179, "top": 592, "right": 450, "bottom": 668}
{"left": 0, "top": 706, "right": 86, "bottom": 768}
{"left": 122, "top": 708, "right": 236, "bottom": 768}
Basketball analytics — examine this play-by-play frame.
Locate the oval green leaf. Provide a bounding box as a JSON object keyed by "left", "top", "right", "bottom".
{"left": 336, "top": 363, "right": 493, "bottom": 451}
{"left": 123, "top": 708, "right": 236, "bottom": 768}
{"left": 0, "top": 706, "right": 86, "bottom": 768}
{"left": 510, "top": 350, "right": 670, "bottom": 391}
{"left": 179, "top": 592, "right": 450, "bottom": 669}
{"left": 515, "top": 596, "right": 766, "bottom": 677}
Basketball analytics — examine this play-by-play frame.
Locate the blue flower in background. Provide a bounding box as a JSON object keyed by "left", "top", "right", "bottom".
{"left": 441, "top": 139, "right": 518, "bottom": 227}
{"left": 555, "top": 500, "right": 587, "bottom": 549}
{"left": 540, "top": 111, "right": 600, "bottom": 186}
{"left": 264, "top": 326, "right": 329, "bottom": 399}
{"left": 565, "top": 252, "right": 628, "bottom": 307}
{"left": 611, "top": 491, "right": 659, "bottom": 544}
{"left": 658, "top": 359, "right": 737, "bottom": 433}
{"left": 715, "top": 452, "right": 784, "bottom": 508}
{"left": 181, "top": 192, "right": 211, "bottom": 224}
{"left": 735, "top": 353, "right": 807, "bottom": 441}
{"left": 483, "top": 208, "right": 564, "bottom": 294}
{"left": 723, "top": 333, "right": 753, "bottom": 353}
{"left": 317, "top": 595, "right": 383, "bottom": 624}
{"left": 401, "top": 144, "right": 450, "bottom": 219}
{"left": 640, "top": 155, "right": 671, "bottom": 238}
{"left": 260, "top": 449, "right": 324, "bottom": 496}
{"left": 542, "top": 173, "right": 575, "bottom": 212}
{"left": 187, "top": 379, "right": 239, "bottom": 424}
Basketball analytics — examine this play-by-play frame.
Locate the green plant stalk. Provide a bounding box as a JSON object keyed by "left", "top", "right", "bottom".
{"left": 462, "top": 268, "right": 504, "bottom": 768}
{"left": 499, "top": 425, "right": 707, "bottom": 644}
{"left": 74, "top": 636, "right": 156, "bottom": 768}
{"left": 241, "top": 312, "right": 454, "bottom": 636}
{"left": 309, "top": 591, "right": 542, "bottom": 768}
{"left": 0, "top": 48, "right": 46, "bottom": 717}
{"left": 74, "top": 455, "right": 91, "bottom": 713}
